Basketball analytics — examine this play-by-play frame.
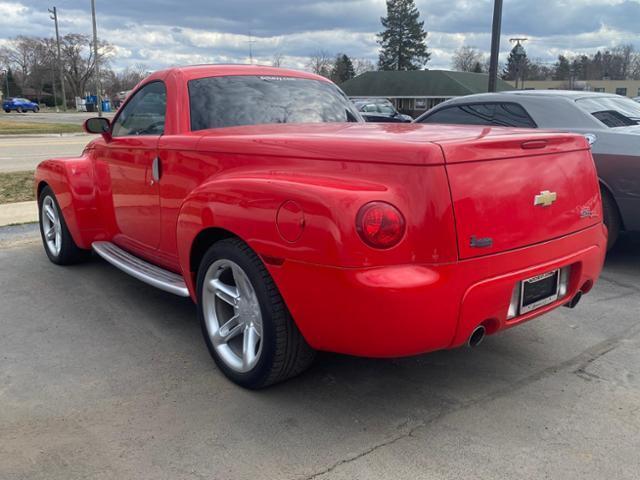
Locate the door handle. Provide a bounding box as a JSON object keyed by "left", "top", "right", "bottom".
{"left": 151, "top": 157, "right": 162, "bottom": 184}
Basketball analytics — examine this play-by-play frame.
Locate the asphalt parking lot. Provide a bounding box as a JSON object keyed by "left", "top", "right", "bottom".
{"left": 0, "top": 227, "right": 638, "bottom": 480}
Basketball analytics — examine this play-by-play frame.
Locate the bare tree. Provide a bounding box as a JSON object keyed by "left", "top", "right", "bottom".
{"left": 271, "top": 52, "right": 284, "bottom": 68}
{"left": 306, "top": 51, "right": 333, "bottom": 78}
{"left": 59, "top": 33, "right": 113, "bottom": 99}
{"left": 451, "top": 46, "right": 486, "bottom": 72}
{"left": 353, "top": 58, "right": 376, "bottom": 76}
{"left": 103, "top": 63, "right": 149, "bottom": 96}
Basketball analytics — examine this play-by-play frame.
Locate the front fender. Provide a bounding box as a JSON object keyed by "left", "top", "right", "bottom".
{"left": 34, "top": 155, "right": 100, "bottom": 249}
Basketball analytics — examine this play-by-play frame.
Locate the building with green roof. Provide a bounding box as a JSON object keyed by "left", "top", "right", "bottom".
{"left": 341, "top": 70, "right": 514, "bottom": 117}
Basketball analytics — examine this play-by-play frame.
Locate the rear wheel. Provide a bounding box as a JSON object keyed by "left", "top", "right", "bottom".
{"left": 197, "top": 238, "right": 315, "bottom": 389}
{"left": 601, "top": 187, "right": 620, "bottom": 251}
{"left": 3, "top": 109, "right": 9, "bottom": 113}
{"left": 38, "top": 186, "right": 88, "bottom": 265}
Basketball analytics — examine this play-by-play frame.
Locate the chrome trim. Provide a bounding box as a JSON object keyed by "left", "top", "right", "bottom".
{"left": 92, "top": 241, "right": 190, "bottom": 297}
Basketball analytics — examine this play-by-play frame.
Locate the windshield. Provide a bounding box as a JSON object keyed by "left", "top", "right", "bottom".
{"left": 189, "top": 75, "right": 362, "bottom": 131}
{"left": 576, "top": 96, "right": 640, "bottom": 128}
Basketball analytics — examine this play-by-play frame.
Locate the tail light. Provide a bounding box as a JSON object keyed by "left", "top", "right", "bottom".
{"left": 356, "top": 201, "right": 406, "bottom": 249}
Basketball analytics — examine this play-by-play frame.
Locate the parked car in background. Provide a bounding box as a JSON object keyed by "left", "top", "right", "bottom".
{"left": 633, "top": 96, "right": 640, "bottom": 103}
{"left": 35, "top": 66, "right": 605, "bottom": 388}
{"left": 353, "top": 98, "right": 413, "bottom": 123}
{"left": 416, "top": 90, "right": 640, "bottom": 249}
{"left": 3, "top": 97, "right": 39, "bottom": 113}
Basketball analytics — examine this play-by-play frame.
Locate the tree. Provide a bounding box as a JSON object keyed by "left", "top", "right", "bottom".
{"left": 502, "top": 45, "right": 530, "bottom": 85}
{"left": 377, "top": 0, "right": 430, "bottom": 70}
{"left": 451, "top": 46, "right": 485, "bottom": 72}
{"left": 353, "top": 58, "right": 376, "bottom": 75}
{"left": 59, "top": 33, "right": 113, "bottom": 99}
{"left": 553, "top": 55, "right": 571, "bottom": 81}
{"left": 2, "top": 67, "right": 21, "bottom": 97}
{"left": 103, "top": 64, "right": 149, "bottom": 96}
{"left": 306, "top": 51, "right": 333, "bottom": 78}
{"left": 271, "top": 52, "right": 284, "bottom": 68}
{"left": 330, "top": 54, "right": 356, "bottom": 84}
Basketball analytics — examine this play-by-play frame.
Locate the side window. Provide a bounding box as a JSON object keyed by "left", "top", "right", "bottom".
{"left": 492, "top": 103, "right": 536, "bottom": 128}
{"left": 362, "top": 104, "right": 378, "bottom": 112}
{"left": 112, "top": 81, "right": 167, "bottom": 137}
{"left": 420, "top": 104, "right": 495, "bottom": 125}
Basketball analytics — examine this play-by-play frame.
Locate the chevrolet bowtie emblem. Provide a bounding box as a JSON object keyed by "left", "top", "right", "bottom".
{"left": 534, "top": 190, "right": 557, "bottom": 207}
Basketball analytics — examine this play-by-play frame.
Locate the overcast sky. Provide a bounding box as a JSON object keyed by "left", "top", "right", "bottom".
{"left": 1, "top": 0, "right": 639, "bottom": 71}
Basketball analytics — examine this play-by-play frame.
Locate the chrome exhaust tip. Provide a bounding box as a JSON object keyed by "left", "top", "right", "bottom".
{"left": 468, "top": 325, "right": 486, "bottom": 348}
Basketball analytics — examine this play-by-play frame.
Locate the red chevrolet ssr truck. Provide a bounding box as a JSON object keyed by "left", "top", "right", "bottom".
{"left": 35, "top": 65, "right": 607, "bottom": 388}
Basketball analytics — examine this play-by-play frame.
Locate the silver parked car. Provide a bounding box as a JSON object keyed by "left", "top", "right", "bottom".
{"left": 415, "top": 90, "right": 640, "bottom": 249}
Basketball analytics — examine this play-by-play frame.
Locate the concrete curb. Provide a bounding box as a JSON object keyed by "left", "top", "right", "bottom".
{"left": 0, "top": 201, "right": 38, "bottom": 227}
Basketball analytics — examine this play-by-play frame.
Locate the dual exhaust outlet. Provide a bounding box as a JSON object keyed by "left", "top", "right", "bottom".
{"left": 467, "top": 290, "right": 583, "bottom": 348}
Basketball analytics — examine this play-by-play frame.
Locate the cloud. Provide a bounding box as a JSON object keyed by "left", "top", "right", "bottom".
{"left": 0, "top": 0, "right": 639, "bottom": 71}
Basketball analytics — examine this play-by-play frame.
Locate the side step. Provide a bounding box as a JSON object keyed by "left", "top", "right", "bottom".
{"left": 92, "top": 241, "right": 190, "bottom": 297}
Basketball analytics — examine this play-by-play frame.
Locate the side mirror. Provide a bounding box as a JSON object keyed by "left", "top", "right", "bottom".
{"left": 84, "top": 117, "right": 111, "bottom": 140}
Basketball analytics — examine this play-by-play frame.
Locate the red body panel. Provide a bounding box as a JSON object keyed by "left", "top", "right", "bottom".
{"left": 34, "top": 65, "right": 607, "bottom": 358}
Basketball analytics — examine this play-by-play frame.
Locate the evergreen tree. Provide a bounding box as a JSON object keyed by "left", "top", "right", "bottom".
{"left": 554, "top": 55, "right": 571, "bottom": 81}
{"left": 2, "top": 68, "right": 21, "bottom": 98}
{"left": 472, "top": 61, "right": 483, "bottom": 73}
{"left": 377, "top": 0, "right": 430, "bottom": 71}
{"left": 502, "top": 47, "right": 530, "bottom": 82}
{"left": 330, "top": 54, "right": 356, "bottom": 84}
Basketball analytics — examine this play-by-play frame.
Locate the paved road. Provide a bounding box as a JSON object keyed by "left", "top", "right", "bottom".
{"left": 0, "top": 135, "right": 92, "bottom": 172}
{"left": 1, "top": 231, "right": 639, "bottom": 480}
{"left": 1, "top": 110, "right": 115, "bottom": 125}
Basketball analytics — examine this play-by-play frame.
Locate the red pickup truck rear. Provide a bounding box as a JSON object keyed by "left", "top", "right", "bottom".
{"left": 34, "top": 66, "right": 606, "bottom": 388}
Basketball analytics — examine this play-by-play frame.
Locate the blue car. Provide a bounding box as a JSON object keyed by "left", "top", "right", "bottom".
{"left": 3, "top": 97, "right": 40, "bottom": 113}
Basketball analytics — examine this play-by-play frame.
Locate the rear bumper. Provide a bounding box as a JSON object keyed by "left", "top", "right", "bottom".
{"left": 268, "top": 223, "right": 607, "bottom": 357}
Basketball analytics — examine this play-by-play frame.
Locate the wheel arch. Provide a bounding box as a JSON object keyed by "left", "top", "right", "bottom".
{"left": 599, "top": 179, "right": 625, "bottom": 231}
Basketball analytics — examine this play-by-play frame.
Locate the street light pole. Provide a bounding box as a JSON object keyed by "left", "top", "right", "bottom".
{"left": 48, "top": 7, "right": 67, "bottom": 111}
{"left": 91, "top": 0, "right": 102, "bottom": 117}
{"left": 488, "top": 0, "right": 503, "bottom": 92}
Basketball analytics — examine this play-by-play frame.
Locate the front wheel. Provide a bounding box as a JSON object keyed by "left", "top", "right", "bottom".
{"left": 38, "top": 186, "right": 88, "bottom": 265}
{"left": 16, "top": 106, "right": 24, "bottom": 113}
{"left": 3, "top": 109, "right": 9, "bottom": 113}
{"left": 197, "top": 238, "right": 315, "bottom": 389}
{"left": 33, "top": 106, "right": 39, "bottom": 113}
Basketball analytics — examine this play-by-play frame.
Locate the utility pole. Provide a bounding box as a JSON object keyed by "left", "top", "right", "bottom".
{"left": 51, "top": 67, "right": 59, "bottom": 112}
{"left": 246, "top": 31, "right": 256, "bottom": 64}
{"left": 488, "top": 0, "right": 503, "bottom": 92}
{"left": 91, "top": 0, "right": 102, "bottom": 116}
{"left": 48, "top": 7, "right": 67, "bottom": 111}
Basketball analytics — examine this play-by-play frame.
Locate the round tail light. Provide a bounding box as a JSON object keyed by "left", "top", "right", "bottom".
{"left": 356, "top": 201, "right": 406, "bottom": 249}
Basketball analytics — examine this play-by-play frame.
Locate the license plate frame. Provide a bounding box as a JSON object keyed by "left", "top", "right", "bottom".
{"left": 519, "top": 269, "right": 560, "bottom": 315}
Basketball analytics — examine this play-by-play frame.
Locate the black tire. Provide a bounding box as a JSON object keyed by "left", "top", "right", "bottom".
{"left": 601, "top": 187, "right": 620, "bottom": 251}
{"left": 3, "top": 109, "right": 9, "bottom": 113}
{"left": 197, "top": 237, "right": 315, "bottom": 389}
{"left": 16, "top": 106, "right": 24, "bottom": 113}
{"left": 33, "top": 106, "right": 39, "bottom": 113}
{"left": 38, "top": 186, "right": 88, "bottom": 265}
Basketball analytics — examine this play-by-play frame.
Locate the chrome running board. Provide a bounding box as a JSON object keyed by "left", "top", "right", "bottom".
{"left": 92, "top": 241, "right": 190, "bottom": 297}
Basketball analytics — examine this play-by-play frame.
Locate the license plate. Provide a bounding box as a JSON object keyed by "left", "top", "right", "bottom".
{"left": 519, "top": 269, "right": 560, "bottom": 314}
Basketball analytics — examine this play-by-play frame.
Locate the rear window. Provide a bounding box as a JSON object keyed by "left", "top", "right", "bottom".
{"left": 419, "top": 102, "right": 536, "bottom": 128}
{"left": 576, "top": 96, "right": 640, "bottom": 128}
{"left": 188, "top": 75, "right": 362, "bottom": 131}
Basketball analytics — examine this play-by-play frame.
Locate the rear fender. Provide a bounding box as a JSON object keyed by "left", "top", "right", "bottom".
{"left": 176, "top": 166, "right": 458, "bottom": 299}
{"left": 34, "top": 156, "right": 100, "bottom": 249}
